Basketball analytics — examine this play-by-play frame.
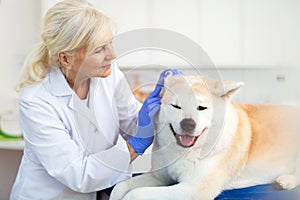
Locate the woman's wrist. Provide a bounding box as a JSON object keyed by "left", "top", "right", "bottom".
{"left": 126, "top": 140, "right": 138, "bottom": 163}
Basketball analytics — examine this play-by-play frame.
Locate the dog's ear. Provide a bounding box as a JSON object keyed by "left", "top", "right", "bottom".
{"left": 204, "top": 77, "right": 244, "bottom": 99}
{"left": 159, "top": 75, "right": 175, "bottom": 98}
{"left": 215, "top": 81, "right": 244, "bottom": 99}
{"left": 159, "top": 87, "right": 166, "bottom": 97}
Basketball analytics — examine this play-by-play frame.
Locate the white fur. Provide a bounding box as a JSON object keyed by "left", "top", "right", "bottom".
{"left": 110, "top": 76, "right": 300, "bottom": 200}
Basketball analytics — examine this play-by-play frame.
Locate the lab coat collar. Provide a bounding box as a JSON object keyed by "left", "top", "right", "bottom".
{"left": 47, "top": 67, "right": 101, "bottom": 134}
{"left": 48, "top": 67, "right": 73, "bottom": 97}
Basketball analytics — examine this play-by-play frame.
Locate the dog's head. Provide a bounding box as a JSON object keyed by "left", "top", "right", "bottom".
{"left": 155, "top": 75, "right": 244, "bottom": 149}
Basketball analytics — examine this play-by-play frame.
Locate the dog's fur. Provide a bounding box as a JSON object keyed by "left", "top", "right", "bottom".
{"left": 110, "top": 76, "right": 300, "bottom": 200}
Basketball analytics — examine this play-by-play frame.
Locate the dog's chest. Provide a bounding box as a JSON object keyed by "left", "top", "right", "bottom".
{"left": 167, "top": 153, "right": 202, "bottom": 182}
{"left": 165, "top": 150, "right": 221, "bottom": 183}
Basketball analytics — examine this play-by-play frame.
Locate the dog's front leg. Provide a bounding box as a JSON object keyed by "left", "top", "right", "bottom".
{"left": 109, "top": 172, "right": 165, "bottom": 200}
{"left": 122, "top": 183, "right": 204, "bottom": 200}
{"left": 121, "top": 179, "right": 224, "bottom": 200}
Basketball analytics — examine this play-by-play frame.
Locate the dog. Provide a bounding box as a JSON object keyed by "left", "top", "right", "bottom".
{"left": 110, "top": 75, "right": 300, "bottom": 200}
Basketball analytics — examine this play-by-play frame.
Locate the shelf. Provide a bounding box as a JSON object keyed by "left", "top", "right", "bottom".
{"left": 0, "top": 140, "right": 24, "bottom": 150}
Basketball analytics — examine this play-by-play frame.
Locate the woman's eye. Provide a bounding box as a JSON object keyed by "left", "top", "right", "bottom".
{"left": 171, "top": 104, "right": 181, "bottom": 109}
{"left": 94, "top": 47, "right": 104, "bottom": 54}
{"left": 197, "top": 106, "right": 207, "bottom": 111}
{"left": 94, "top": 44, "right": 108, "bottom": 54}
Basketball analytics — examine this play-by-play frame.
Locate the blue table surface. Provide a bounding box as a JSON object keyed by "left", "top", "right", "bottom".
{"left": 216, "top": 184, "right": 300, "bottom": 200}
{"left": 103, "top": 175, "right": 300, "bottom": 200}
{"left": 103, "top": 184, "right": 300, "bottom": 200}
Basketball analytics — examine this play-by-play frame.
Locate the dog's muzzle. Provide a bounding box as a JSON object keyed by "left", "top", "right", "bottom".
{"left": 169, "top": 123, "right": 205, "bottom": 148}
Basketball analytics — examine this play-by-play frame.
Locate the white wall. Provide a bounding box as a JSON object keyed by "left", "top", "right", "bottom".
{"left": 93, "top": 0, "right": 300, "bottom": 68}
{"left": 1, "top": 0, "right": 300, "bottom": 109}
{"left": 95, "top": 0, "right": 300, "bottom": 106}
{"left": 0, "top": 4, "right": 34, "bottom": 199}
{"left": 0, "top": 0, "right": 40, "bottom": 113}
{"left": 0, "top": 0, "right": 300, "bottom": 190}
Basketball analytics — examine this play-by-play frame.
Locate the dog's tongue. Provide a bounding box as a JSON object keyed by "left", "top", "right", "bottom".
{"left": 179, "top": 135, "right": 196, "bottom": 147}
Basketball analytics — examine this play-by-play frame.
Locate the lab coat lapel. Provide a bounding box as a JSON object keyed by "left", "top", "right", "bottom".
{"left": 72, "top": 95, "right": 108, "bottom": 153}
{"left": 47, "top": 67, "right": 100, "bottom": 129}
{"left": 47, "top": 67, "right": 109, "bottom": 153}
{"left": 71, "top": 95, "right": 99, "bottom": 129}
{"left": 68, "top": 81, "right": 112, "bottom": 153}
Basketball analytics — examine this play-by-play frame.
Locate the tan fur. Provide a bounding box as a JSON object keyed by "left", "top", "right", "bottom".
{"left": 238, "top": 104, "right": 299, "bottom": 172}
{"left": 110, "top": 76, "right": 300, "bottom": 200}
{"left": 222, "top": 105, "right": 251, "bottom": 176}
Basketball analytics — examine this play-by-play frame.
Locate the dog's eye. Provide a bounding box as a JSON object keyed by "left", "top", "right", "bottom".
{"left": 197, "top": 105, "right": 207, "bottom": 111}
{"left": 171, "top": 104, "right": 181, "bottom": 109}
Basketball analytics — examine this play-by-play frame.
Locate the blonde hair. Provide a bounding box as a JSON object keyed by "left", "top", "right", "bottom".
{"left": 17, "top": 0, "right": 114, "bottom": 90}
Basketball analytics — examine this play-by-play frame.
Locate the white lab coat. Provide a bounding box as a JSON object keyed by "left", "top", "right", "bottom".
{"left": 10, "top": 64, "right": 141, "bottom": 200}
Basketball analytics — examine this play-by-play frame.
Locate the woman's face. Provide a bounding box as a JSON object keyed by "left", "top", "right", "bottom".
{"left": 71, "top": 31, "right": 116, "bottom": 82}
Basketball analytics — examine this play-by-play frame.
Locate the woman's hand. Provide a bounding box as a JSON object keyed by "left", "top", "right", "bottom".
{"left": 128, "top": 69, "right": 183, "bottom": 155}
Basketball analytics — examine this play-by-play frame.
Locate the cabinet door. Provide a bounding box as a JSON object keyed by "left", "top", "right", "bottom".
{"left": 200, "top": 0, "right": 241, "bottom": 66}
{"left": 242, "top": 68, "right": 299, "bottom": 104}
{"left": 242, "top": 0, "right": 283, "bottom": 66}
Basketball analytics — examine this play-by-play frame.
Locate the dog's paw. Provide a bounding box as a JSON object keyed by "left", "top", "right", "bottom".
{"left": 276, "top": 174, "right": 299, "bottom": 190}
{"left": 109, "top": 181, "right": 130, "bottom": 200}
{"left": 122, "top": 190, "right": 144, "bottom": 200}
{"left": 122, "top": 188, "right": 158, "bottom": 200}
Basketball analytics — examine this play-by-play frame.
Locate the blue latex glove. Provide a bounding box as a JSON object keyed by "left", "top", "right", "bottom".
{"left": 128, "top": 69, "right": 183, "bottom": 155}
{"left": 156, "top": 69, "right": 183, "bottom": 86}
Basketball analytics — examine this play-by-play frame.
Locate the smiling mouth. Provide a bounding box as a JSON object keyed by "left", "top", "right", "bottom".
{"left": 169, "top": 124, "right": 206, "bottom": 148}
{"left": 101, "top": 64, "right": 111, "bottom": 69}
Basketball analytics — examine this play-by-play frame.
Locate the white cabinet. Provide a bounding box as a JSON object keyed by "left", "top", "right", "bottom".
{"left": 281, "top": 0, "right": 300, "bottom": 67}
{"left": 0, "top": 0, "right": 39, "bottom": 113}
{"left": 200, "top": 0, "right": 242, "bottom": 66}
{"left": 241, "top": 68, "right": 299, "bottom": 104}
{"left": 39, "top": 0, "right": 300, "bottom": 69}
{"left": 242, "top": 0, "right": 283, "bottom": 66}
{"left": 95, "top": 0, "right": 150, "bottom": 32}
{"left": 89, "top": 0, "right": 300, "bottom": 69}
{"left": 150, "top": 0, "right": 200, "bottom": 41}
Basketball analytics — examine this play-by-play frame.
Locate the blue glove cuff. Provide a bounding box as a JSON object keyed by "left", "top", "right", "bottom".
{"left": 128, "top": 136, "right": 153, "bottom": 155}
{"left": 127, "top": 124, "right": 154, "bottom": 155}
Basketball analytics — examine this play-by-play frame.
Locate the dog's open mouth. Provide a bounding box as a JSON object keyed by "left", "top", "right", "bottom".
{"left": 169, "top": 124, "right": 202, "bottom": 148}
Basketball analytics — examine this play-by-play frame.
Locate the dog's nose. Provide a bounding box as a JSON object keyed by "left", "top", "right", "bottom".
{"left": 180, "top": 118, "right": 196, "bottom": 132}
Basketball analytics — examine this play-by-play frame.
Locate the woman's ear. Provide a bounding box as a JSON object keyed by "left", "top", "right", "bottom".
{"left": 58, "top": 51, "right": 72, "bottom": 69}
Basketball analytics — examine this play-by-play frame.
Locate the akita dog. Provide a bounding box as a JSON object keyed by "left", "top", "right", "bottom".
{"left": 110, "top": 75, "right": 300, "bottom": 200}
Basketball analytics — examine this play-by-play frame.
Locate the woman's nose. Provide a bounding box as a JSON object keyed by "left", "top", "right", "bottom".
{"left": 105, "top": 44, "right": 116, "bottom": 60}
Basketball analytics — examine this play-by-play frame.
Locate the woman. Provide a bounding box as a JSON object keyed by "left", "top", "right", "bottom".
{"left": 10, "top": 0, "right": 181, "bottom": 199}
